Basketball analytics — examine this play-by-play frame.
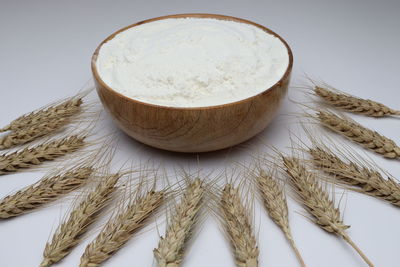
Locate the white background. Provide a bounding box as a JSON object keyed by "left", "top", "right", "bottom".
{"left": 1, "top": 1, "right": 400, "bottom": 267}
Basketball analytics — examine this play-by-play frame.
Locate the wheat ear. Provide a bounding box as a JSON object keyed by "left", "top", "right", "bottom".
{"left": 0, "top": 135, "right": 86, "bottom": 175}
{"left": 256, "top": 169, "right": 306, "bottom": 267}
{"left": 0, "top": 167, "right": 93, "bottom": 219}
{"left": 0, "top": 118, "right": 70, "bottom": 150}
{"left": 282, "top": 156, "right": 374, "bottom": 267}
{"left": 40, "top": 173, "right": 121, "bottom": 267}
{"left": 309, "top": 147, "right": 400, "bottom": 207}
{"left": 314, "top": 86, "right": 400, "bottom": 117}
{"left": 220, "top": 184, "right": 259, "bottom": 267}
{"left": 154, "top": 178, "right": 204, "bottom": 267}
{"left": 317, "top": 111, "right": 400, "bottom": 159}
{"left": 0, "top": 98, "right": 82, "bottom": 132}
{"left": 79, "top": 190, "right": 164, "bottom": 267}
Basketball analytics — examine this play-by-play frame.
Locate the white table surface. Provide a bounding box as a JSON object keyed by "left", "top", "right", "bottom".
{"left": 1, "top": 1, "right": 400, "bottom": 267}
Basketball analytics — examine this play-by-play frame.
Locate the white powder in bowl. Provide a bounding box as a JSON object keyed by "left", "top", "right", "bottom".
{"left": 96, "top": 18, "right": 290, "bottom": 107}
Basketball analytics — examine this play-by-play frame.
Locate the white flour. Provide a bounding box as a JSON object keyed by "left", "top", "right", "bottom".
{"left": 96, "top": 18, "right": 289, "bottom": 107}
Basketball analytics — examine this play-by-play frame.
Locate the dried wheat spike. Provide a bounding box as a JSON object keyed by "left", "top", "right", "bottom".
{"left": 0, "top": 167, "right": 93, "bottom": 219}
{"left": 154, "top": 179, "right": 204, "bottom": 267}
{"left": 309, "top": 147, "right": 400, "bottom": 207}
{"left": 317, "top": 111, "right": 400, "bottom": 159}
{"left": 315, "top": 86, "right": 400, "bottom": 117}
{"left": 0, "top": 135, "right": 86, "bottom": 175}
{"left": 256, "top": 170, "right": 305, "bottom": 267}
{"left": 0, "top": 98, "right": 82, "bottom": 132}
{"left": 40, "top": 173, "right": 121, "bottom": 267}
{"left": 0, "top": 118, "right": 69, "bottom": 150}
{"left": 282, "top": 157, "right": 348, "bottom": 233}
{"left": 79, "top": 190, "right": 164, "bottom": 267}
{"left": 221, "top": 184, "right": 259, "bottom": 267}
{"left": 282, "top": 156, "right": 374, "bottom": 267}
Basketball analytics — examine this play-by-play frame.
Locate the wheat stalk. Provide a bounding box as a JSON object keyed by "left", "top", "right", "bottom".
{"left": 0, "top": 98, "right": 82, "bottom": 132}
{"left": 0, "top": 118, "right": 69, "bottom": 150}
{"left": 256, "top": 169, "right": 306, "bottom": 267}
{"left": 317, "top": 111, "right": 400, "bottom": 159}
{"left": 0, "top": 135, "right": 86, "bottom": 175}
{"left": 79, "top": 190, "right": 164, "bottom": 267}
{"left": 314, "top": 85, "right": 400, "bottom": 117}
{"left": 0, "top": 167, "right": 93, "bottom": 219}
{"left": 309, "top": 147, "right": 400, "bottom": 207}
{"left": 282, "top": 156, "right": 374, "bottom": 267}
{"left": 40, "top": 173, "right": 121, "bottom": 267}
{"left": 220, "top": 184, "right": 259, "bottom": 267}
{"left": 154, "top": 178, "right": 204, "bottom": 267}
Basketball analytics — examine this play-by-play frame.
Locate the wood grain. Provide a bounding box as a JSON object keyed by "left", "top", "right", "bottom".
{"left": 92, "top": 14, "right": 293, "bottom": 152}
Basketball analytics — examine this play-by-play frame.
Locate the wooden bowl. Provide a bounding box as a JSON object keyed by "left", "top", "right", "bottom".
{"left": 92, "top": 14, "right": 293, "bottom": 153}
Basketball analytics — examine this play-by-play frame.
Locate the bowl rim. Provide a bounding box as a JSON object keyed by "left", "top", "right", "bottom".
{"left": 91, "top": 13, "right": 293, "bottom": 110}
